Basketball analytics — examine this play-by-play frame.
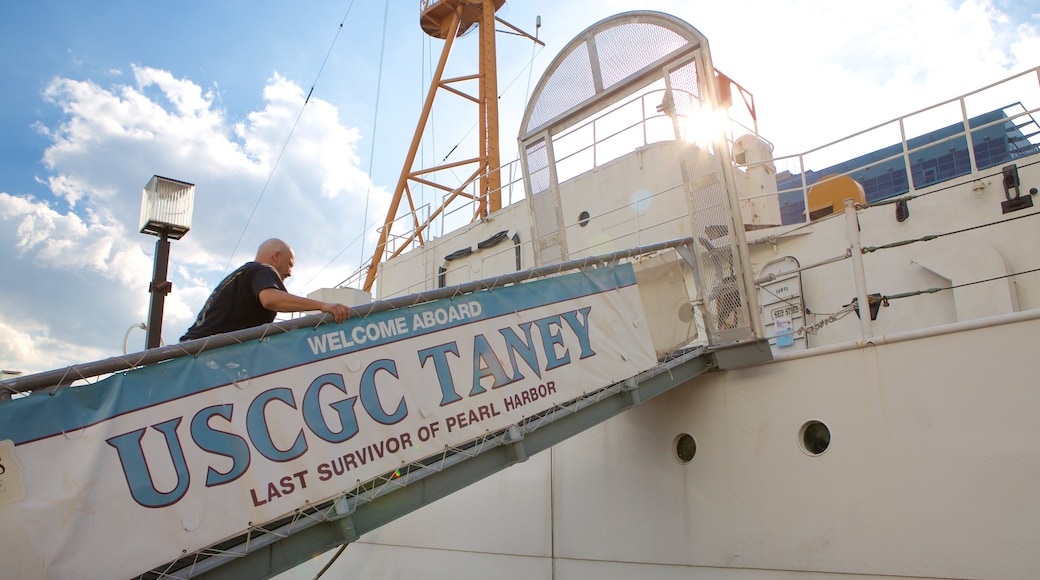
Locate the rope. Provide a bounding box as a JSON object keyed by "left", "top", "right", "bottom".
{"left": 139, "top": 346, "right": 707, "bottom": 577}
{"left": 313, "top": 544, "right": 347, "bottom": 579}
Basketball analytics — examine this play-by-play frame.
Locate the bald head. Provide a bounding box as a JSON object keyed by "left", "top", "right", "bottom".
{"left": 256, "top": 238, "right": 295, "bottom": 280}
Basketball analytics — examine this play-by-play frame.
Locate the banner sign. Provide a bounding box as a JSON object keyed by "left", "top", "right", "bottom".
{"left": 0, "top": 264, "right": 657, "bottom": 579}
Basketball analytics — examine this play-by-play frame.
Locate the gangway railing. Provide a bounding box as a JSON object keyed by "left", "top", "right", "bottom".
{"left": 0, "top": 238, "right": 700, "bottom": 399}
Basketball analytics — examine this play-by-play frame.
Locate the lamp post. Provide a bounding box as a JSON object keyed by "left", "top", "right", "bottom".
{"left": 139, "top": 175, "right": 195, "bottom": 350}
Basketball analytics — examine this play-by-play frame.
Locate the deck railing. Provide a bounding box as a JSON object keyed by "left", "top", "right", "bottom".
{"left": 762, "top": 66, "right": 1040, "bottom": 225}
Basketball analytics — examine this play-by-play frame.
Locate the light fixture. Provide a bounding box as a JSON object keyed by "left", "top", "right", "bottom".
{"left": 139, "top": 176, "right": 195, "bottom": 349}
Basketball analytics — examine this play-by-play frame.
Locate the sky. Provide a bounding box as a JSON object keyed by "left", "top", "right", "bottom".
{"left": 0, "top": 0, "right": 1038, "bottom": 376}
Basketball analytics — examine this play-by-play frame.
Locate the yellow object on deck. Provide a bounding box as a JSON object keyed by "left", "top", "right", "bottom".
{"left": 807, "top": 174, "right": 865, "bottom": 220}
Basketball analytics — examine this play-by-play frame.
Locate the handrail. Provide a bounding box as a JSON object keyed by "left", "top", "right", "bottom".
{"left": 0, "top": 237, "right": 698, "bottom": 396}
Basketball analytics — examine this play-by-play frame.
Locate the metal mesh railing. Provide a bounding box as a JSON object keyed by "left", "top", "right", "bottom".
{"left": 667, "top": 60, "right": 754, "bottom": 344}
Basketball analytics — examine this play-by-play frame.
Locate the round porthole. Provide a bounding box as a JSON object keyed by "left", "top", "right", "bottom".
{"left": 674, "top": 433, "right": 696, "bottom": 464}
{"left": 578, "top": 210, "right": 591, "bottom": 227}
{"left": 799, "top": 420, "right": 830, "bottom": 455}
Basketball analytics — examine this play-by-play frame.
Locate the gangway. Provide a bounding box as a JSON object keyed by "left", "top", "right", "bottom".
{"left": 177, "top": 346, "right": 713, "bottom": 580}
{"left": 0, "top": 239, "right": 765, "bottom": 580}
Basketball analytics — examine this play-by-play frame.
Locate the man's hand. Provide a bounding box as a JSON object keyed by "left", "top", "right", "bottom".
{"left": 258, "top": 288, "right": 351, "bottom": 323}
{"left": 322, "top": 302, "right": 350, "bottom": 323}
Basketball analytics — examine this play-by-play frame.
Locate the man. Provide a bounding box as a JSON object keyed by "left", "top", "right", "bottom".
{"left": 180, "top": 238, "right": 350, "bottom": 341}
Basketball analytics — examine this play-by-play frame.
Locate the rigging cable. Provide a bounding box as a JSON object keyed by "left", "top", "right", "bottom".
{"left": 425, "top": 28, "right": 436, "bottom": 236}
{"left": 302, "top": 0, "right": 397, "bottom": 292}
{"left": 432, "top": 32, "right": 545, "bottom": 227}
{"left": 318, "top": 16, "right": 547, "bottom": 290}
{"left": 524, "top": 17, "right": 541, "bottom": 105}
{"left": 440, "top": 40, "right": 545, "bottom": 164}
{"left": 861, "top": 209, "right": 1040, "bottom": 254}
{"left": 305, "top": 1, "right": 386, "bottom": 544}
{"left": 757, "top": 210, "right": 1040, "bottom": 336}
{"left": 881, "top": 266, "right": 1040, "bottom": 303}
{"left": 220, "top": 0, "right": 358, "bottom": 277}
{"left": 357, "top": 0, "right": 392, "bottom": 266}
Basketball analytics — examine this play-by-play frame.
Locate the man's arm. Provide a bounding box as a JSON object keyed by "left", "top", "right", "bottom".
{"left": 258, "top": 288, "right": 351, "bottom": 323}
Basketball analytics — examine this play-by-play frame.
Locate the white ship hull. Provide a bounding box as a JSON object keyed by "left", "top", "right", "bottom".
{"left": 313, "top": 312, "right": 1040, "bottom": 579}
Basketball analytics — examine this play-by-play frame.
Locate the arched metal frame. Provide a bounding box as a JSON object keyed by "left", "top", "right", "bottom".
{"left": 517, "top": 10, "right": 763, "bottom": 344}
{"left": 520, "top": 11, "right": 707, "bottom": 140}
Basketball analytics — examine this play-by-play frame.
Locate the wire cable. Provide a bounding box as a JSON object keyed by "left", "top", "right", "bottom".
{"left": 220, "top": 1, "right": 358, "bottom": 277}
{"left": 883, "top": 266, "right": 1040, "bottom": 303}
{"left": 298, "top": 1, "right": 393, "bottom": 293}
{"left": 440, "top": 42, "right": 545, "bottom": 164}
{"left": 862, "top": 209, "right": 1040, "bottom": 254}
{"left": 313, "top": 13, "right": 545, "bottom": 291}
{"left": 358, "top": 0, "right": 392, "bottom": 266}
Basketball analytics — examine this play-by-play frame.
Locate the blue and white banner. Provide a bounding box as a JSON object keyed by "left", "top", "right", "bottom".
{"left": 0, "top": 264, "right": 657, "bottom": 579}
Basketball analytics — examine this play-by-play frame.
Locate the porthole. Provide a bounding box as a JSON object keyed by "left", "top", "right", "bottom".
{"left": 799, "top": 420, "right": 830, "bottom": 455}
{"left": 674, "top": 433, "right": 696, "bottom": 464}
{"left": 578, "top": 210, "right": 591, "bottom": 227}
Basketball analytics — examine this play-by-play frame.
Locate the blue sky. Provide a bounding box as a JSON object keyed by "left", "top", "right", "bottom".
{"left": 0, "top": 0, "right": 1038, "bottom": 375}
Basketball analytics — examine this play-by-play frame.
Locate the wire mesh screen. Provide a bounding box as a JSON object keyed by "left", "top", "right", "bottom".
{"left": 525, "top": 139, "right": 567, "bottom": 265}
{"left": 522, "top": 15, "right": 700, "bottom": 138}
{"left": 668, "top": 61, "right": 754, "bottom": 345}
{"left": 595, "top": 23, "right": 688, "bottom": 89}
{"left": 526, "top": 42, "right": 596, "bottom": 132}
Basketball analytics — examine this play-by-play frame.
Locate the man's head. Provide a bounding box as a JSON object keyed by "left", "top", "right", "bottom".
{"left": 256, "top": 238, "right": 295, "bottom": 280}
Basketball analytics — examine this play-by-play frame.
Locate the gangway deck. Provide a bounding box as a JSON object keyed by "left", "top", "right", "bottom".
{"left": 0, "top": 239, "right": 757, "bottom": 580}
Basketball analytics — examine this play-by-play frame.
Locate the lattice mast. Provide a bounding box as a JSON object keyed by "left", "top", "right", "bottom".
{"left": 363, "top": 0, "right": 506, "bottom": 292}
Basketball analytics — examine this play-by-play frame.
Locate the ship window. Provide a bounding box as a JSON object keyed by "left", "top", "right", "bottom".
{"left": 799, "top": 420, "right": 830, "bottom": 455}
{"left": 674, "top": 433, "right": 696, "bottom": 463}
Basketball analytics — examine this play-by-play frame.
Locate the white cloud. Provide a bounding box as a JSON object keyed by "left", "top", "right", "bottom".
{"left": 0, "top": 65, "right": 387, "bottom": 377}
{"left": 0, "top": 316, "right": 107, "bottom": 376}
{"left": 0, "top": 193, "right": 150, "bottom": 284}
